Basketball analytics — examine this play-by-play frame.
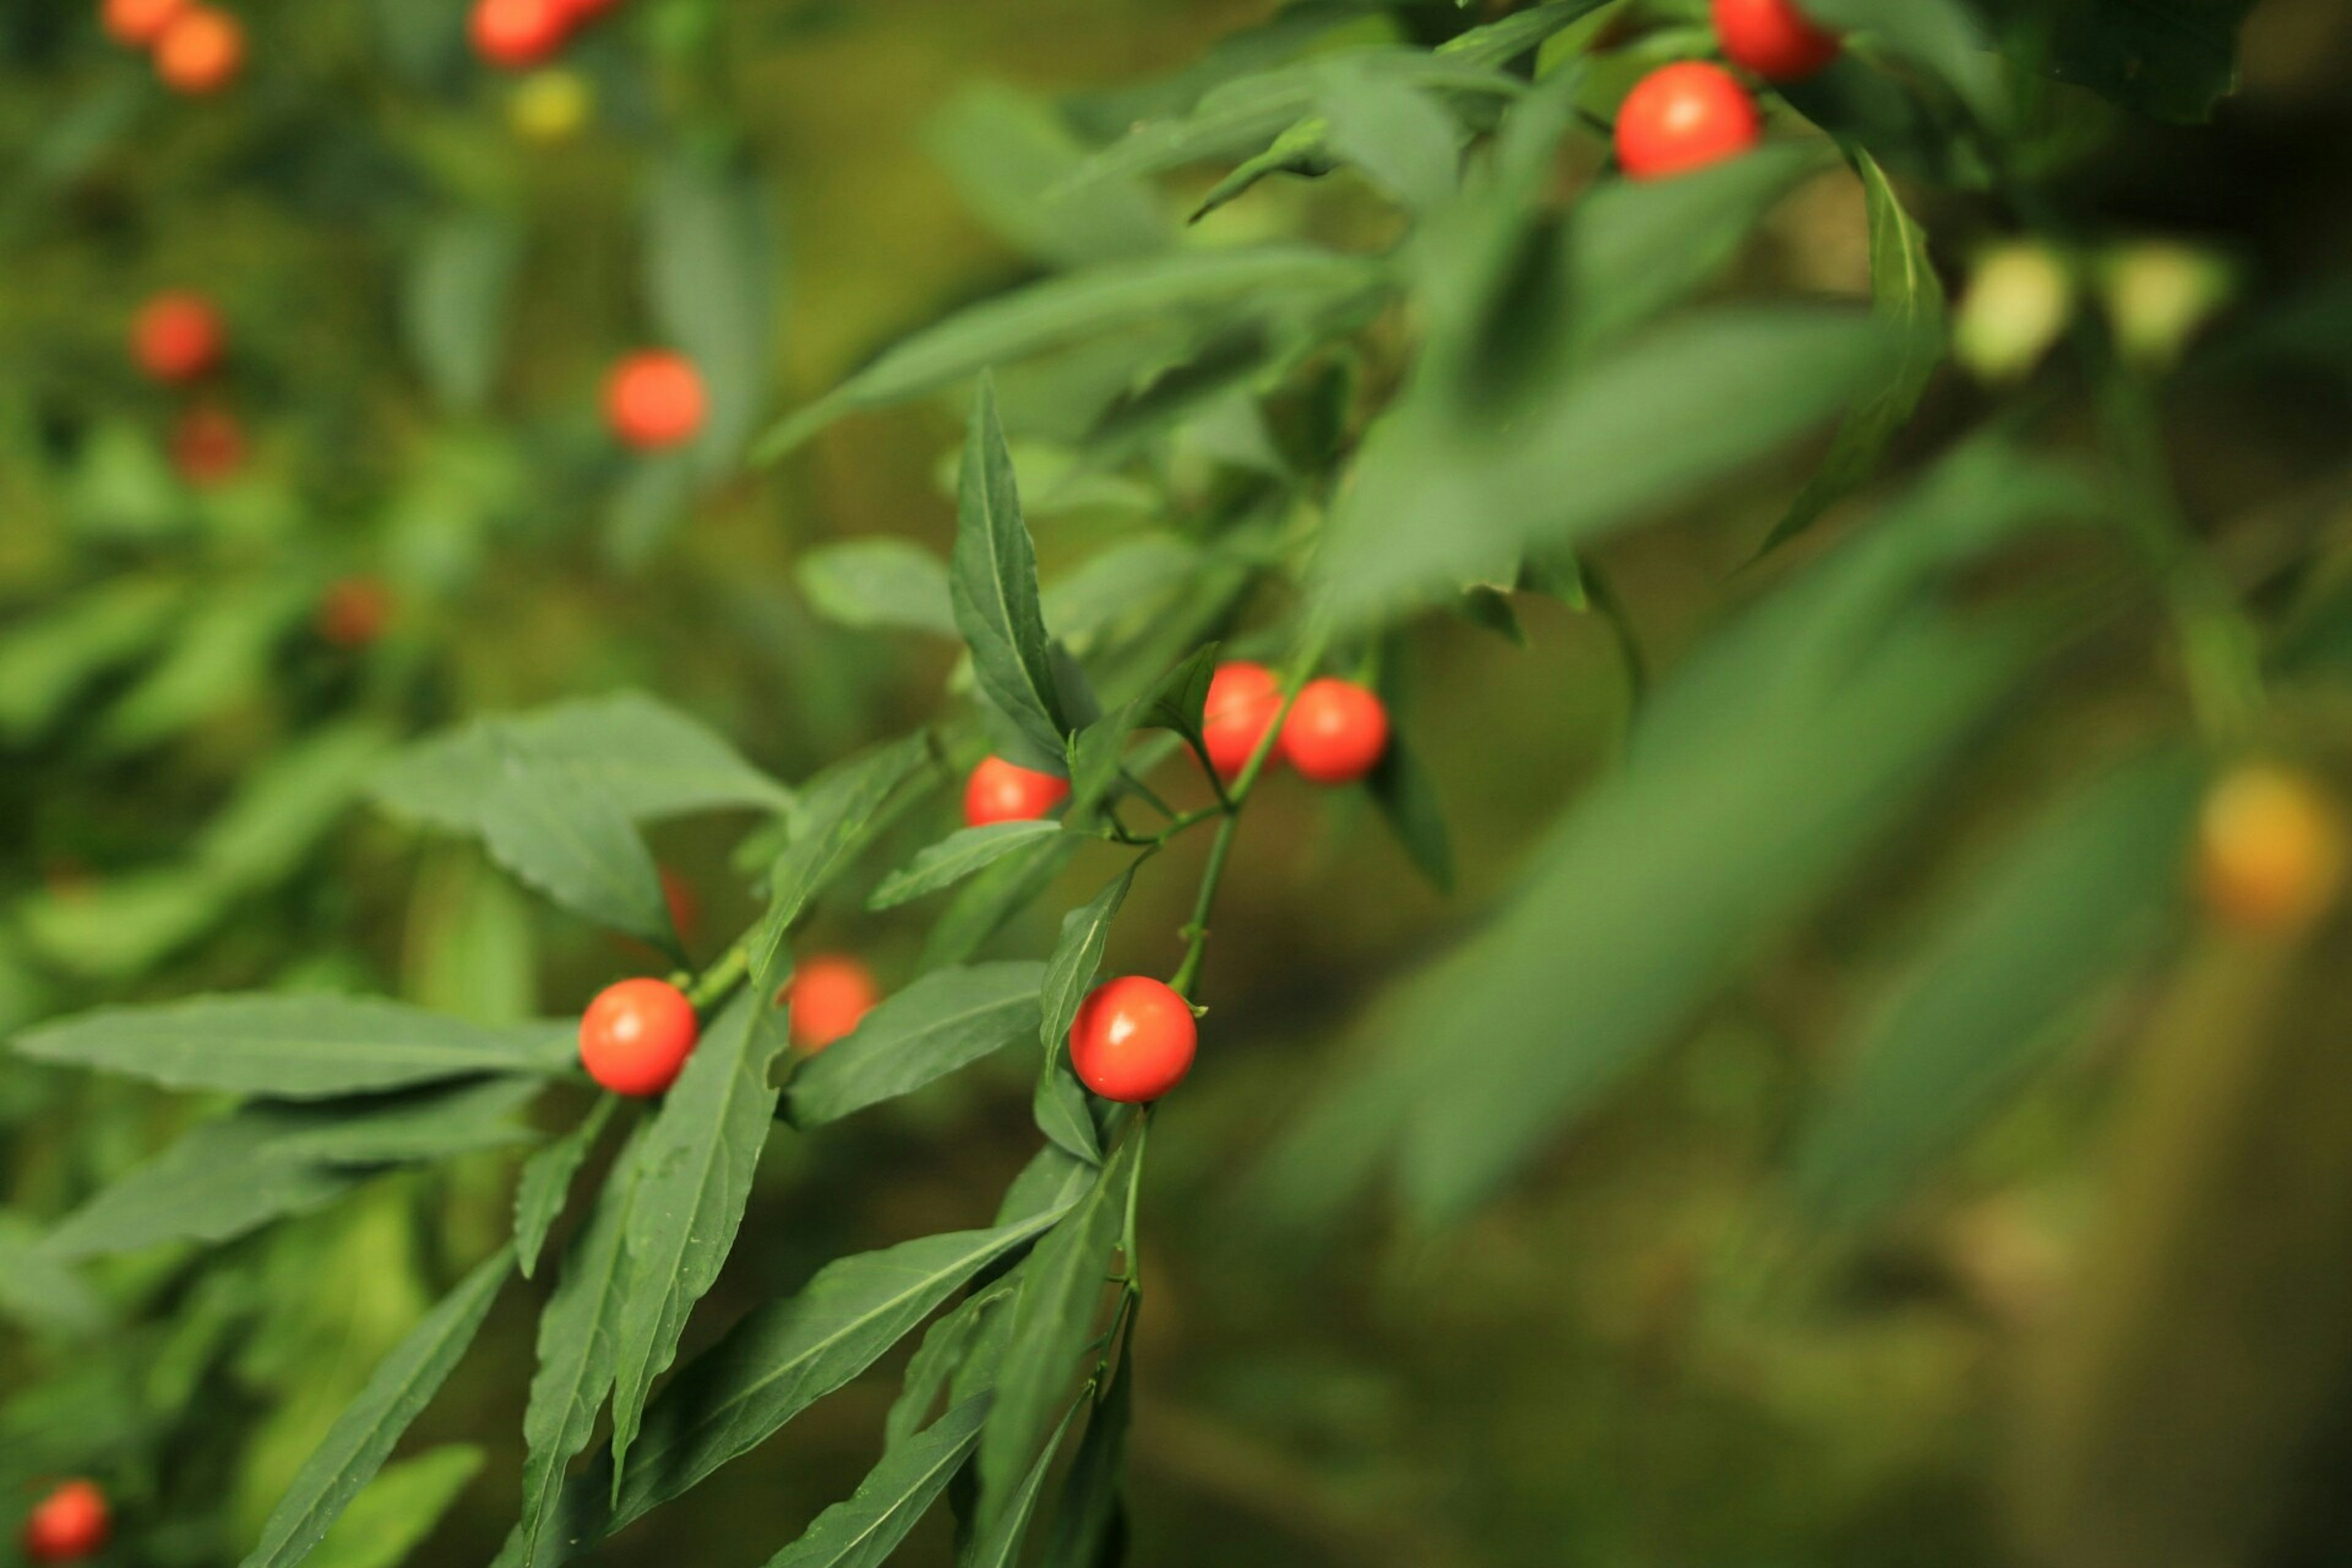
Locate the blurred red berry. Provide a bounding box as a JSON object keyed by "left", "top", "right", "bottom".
{"left": 963, "top": 755, "right": 1070, "bottom": 827}
{"left": 1202, "top": 661, "right": 1284, "bottom": 780}
{"left": 1280, "top": 678, "right": 1389, "bottom": 786}
{"left": 21, "top": 1480, "right": 110, "bottom": 1564}
{"left": 102, "top": 0, "right": 190, "bottom": 47}
{"left": 579, "top": 978, "right": 698, "bottom": 1096}
{"left": 170, "top": 404, "right": 246, "bottom": 487}
{"left": 1615, "top": 61, "right": 1761, "bottom": 180}
{"left": 316, "top": 576, "right": 393, "bottom": 650}
{"left": 604, "top": 350, "right": 708, "bottom": 451}
{"left": 471, "top": 0, "right": 569, "bottom": 69}
{"left": 660, "top": 866, "right": 699, "bottom": 943}
{"left": 133, "top": 290, "right": 224, "bottom": 383}
{"left": 783, "top": 955, "right": 880, "bottom": 1052}
{"left": 154, "top": 6, "right": 243, "bottom": 93}
{"left": 1070, "top": 976, "right": 1196, "bottom": 1103}
{"left": 1712, "top": 0, "right": 1841, "bottom": 80}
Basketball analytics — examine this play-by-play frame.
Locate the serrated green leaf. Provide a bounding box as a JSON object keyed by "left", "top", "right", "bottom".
{"left": 403, "top": 211, "right": 520, "bottom": 415}
{"left": 1793, "top": 751, "right": 2203, "bottom": 1226}
{"left": 607, "top": 993, "right": 786, "bottom": 1493}
{"left": 954, "top": 377, "right": 1070, "bottom": 765}
{"left": 976, "top": 1133, "right": 1141, "bottom": 1533}
{"left": 748, "top": 734, "right": 938, "bottom": 993}
{"left": 239, "top": 1246, "right": 513, "bottom": 1568}
{"left": 1762, "top": 147, "right": 1948, "bottom": 554}
{"left": 13, "top": 994, "right": 575, "bottom": 1098}
{"left": 786, "top": 962, "right": 1046, "bottom": 1128}
{"left": 309, "top": 1445, "right": 486, "bottom": 1568}
{"left": 758, "top": 1395, "right": 991, "bottom": 1568}
{"left": 870, "top": 822, "right": 1066, "bottom": 911}
{"left": 514, "top": 1097, "right": 617, "bottom": 1279}
{"left": 798, "top": 539, "right": 959, "bottom": 636}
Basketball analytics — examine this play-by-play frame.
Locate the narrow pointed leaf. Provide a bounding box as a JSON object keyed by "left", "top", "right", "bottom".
{"left": 887, "top": 1283, "right": 1015, "bottom": 1452}
{"left": 758, "top": 1396, "right": 991, "bottom": 1568}
{"left": 786, "top": 963, "right": 1046, "bottom": 1128}
{"left": 748, "top": 734, "right": 937, "bottom": 993}
{"left": 952, "top": 378, "right": 1068, "bottom": 764}
{"left": 1033, "top": 865, "right": 1141, "bottom": 1162}
{"left": 515, "top": 1098, "right": 617, "bottom": 1280}
{"left": 966, "top": 1398, "right": 1083, "bottom": 1568}
{"left": 870, "top": 822, "right": 1065, "bottom": 911}
{"left": 919, "top": 835, "right": 1087, "bottom": 971}
{"left": 1039, "top": 1335, "right": 1134, "bottom": 1568}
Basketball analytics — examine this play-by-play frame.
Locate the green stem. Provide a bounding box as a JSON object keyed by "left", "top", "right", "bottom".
{"left": 686, "top": 945, "right": 751, "bottom": 1011}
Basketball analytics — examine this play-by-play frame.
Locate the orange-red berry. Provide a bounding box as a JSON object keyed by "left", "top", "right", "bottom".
{"left": 1711, "top": 0, "right": 1841, "bottom": 80}
{"left": 963, "top": 755, "right": 1070, "bottom": 827}
{"left": 154, "top": 6, "right": 243, "bottom": 94}
{"left": 579, "top": 978, "right": 698, "bottom": 1096}
{"left": 1202, "top": 661, "right": 1284, "bottom": 781}
{"left": 133, "top": 290, "right": 224, "bottom": 383}
{"left": 2198, "top": 765, "right": 2348, "bottom": 935}
{"left": 1279, "top": 678, "right": 1389, "bottom": 786}
{"left": 170, "top": 404, "right": 245, "bottom": 487}
{"left": 102, "top": 0, "right": 191, "bottom": 46}
{"left": 316, "top": 576, "right": 393, "bottom": 650}
{"left": 1615, "top": 61, "right": 1761, "bottom": 180}
{"left": 782, "top": 955, "right": 880, "bottom": 1053}
{"left": 470, "top": 0, "right": 569, "bottom": 69}
{"left": 21, "top": 1480, "right": 110, "bottom": 1564}
{"left": 604, "top": 350, "right": 707, "bottom": 451}
{"left": 1069, "top": 975, "right": 1196, "bottom": 1104}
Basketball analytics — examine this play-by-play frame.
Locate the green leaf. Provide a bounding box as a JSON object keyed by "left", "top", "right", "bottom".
{"left": 748, "top": 733, "right": 938, "bottom": 993}
{"left": 798, "top": 539, "right": 959, "bottom": 636}
{"left": 240, "top": 1246, "right": 513, "bottom": 1568}
{"left": 756, "top": 247, "right": 1384, "bottom": 457}
{"left": 0, "top": 579, "right": 181, "bottom": 744}
{"left": 646, "top": 155, "right": 782, "bottom": 471}
{"left": 1978, "top": 0, "right": 2257, "bottom": 122}
{"left": 375, "top": 692, "right": 791, "bottom": 831}
{"left": 603, "top": 451, "right": 696, "bottom": 569}
{"left": 1438, "top": 0, "right": 1619, "bottom": 67}
{"left": 1806, "top": 0, "right": 2007, "bottom": 126}
{"left": 195, "top": 718, "right": 398, "bottom": 891}
{"left": 1318, "top": 60, "right": 1463, "bottom": 216}
{"left": 0, "top": 1216, "right": 108, "bottom": 1340}
{"left": 13, "top": 994, "right": 574, "bottom": 1098}
{"left": 967, "top": 1396, "right": 1084, "bottom": 1568}
{"left": 977, "top": 1132, "right": 1142, "bottom": 1532}
{"left": 93, "top": 579, "right": 313, "bottom": 753}
{"left": 1314, "top": 307, "right": 1889, "bottom": 624}
{"left": 403, "top": 211, "right": 521, "bottom": 414}
{"left": 514, "top": 1097, "right": 617, "bottom": 1280}
{"left": 1034, "top": 866, "right": 1142, "bottom": 1163}
{"left": 870, "top": 822, "right": 1066, "bottom": 911}
{"left": 1761, "top": 147, "right": 1948, "bottom": 554}
{"left": 535, "top": 1212, "right": 1068, "bottom": 1558}
{"left": 757, "top": 1395, "right": 991, "bottom": 1568}
{"left": 887, "top": 1282, "right": 1015, "bottom": 1452}
{"left": 786, "top": 962, "right": 1047, "bottom": 1128}
{"left": 309, "top": 1445, "right": 486, "bottom": 1568}
{"left": 1366, "top": 731, "right": 1455, "bottom": 894}
{"left": 1793, "top": 751, "right": 2203, "bottom": 1226}
{"left": 926, "top": 83, "right": 1170, "bottom": 268}
{"left": 513, "top": 1125, "right": 650, "bottom": 1561}
{"left": 261, "top": 1078, "right": 545, "bottom": 1166}
{"left": 475, "top": 757, "right": 674, "bottom": 946}
{"left": 1038, "top": 1337, "right": 1134, "bottom": 1568}
{"left": 607, "top": 993, "right": 786, "bottom": 1493}
{"left": 921, "top": 834, "right": 1089, "bottom": 972}
{"left": 953, "top": 377, "right": 1071, "bottom": 766}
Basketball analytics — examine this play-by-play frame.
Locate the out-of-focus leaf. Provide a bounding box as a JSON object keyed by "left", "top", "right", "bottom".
{"left": 919, "top": 834, "right": 1088, "bottom": 972}
{"left": 606, "top": 994, "right": 785, "bottom": 1491}
{"left": 757, "top": 1396, "right": 991, "bottom": 1568}
{"left": 1977, "top": 0, "right": 2256, "bottom": 122}
{"left": 748, "top": 734, "right": 939, "bottom": 993}
{"left": 1762, "top": 147, "right": 1948, "bottom": 554}
{"left": 604, "top": 451, "right": 697, "bottom": 569}
{"left": 757, "top": 247, "right": 1384, "bottom": 457}
{"left": 798, "top": 539, "right": 959, "bottom": 636}
{"left": 514, "top": 1098, "right": 616, "bottom": 1280}
{"left": 1793, "top": 750, "right": 2202, "bottom": 1226}
{"left": 1366, "top": 729, "right": 1454, "bottom": 894}
{"left": 953, "top": 377, "right": 1071, "bottom": 766}
{"left": 870, "top": 822, "right": 1066, "bottom": 911}
{"left": 1042, "top": 534, "right": 1204, "bottom": 656}
{"left": 405, "top": 850, "right": 540, "bottom": 1027}
{"left": 786, "top": 962, "right": 1046, "bottom": 1127}
{"left": 197, "top": 719, "right": 399, "bottom": 890}
{"left": 404, "top": 211, "right": 521, "bottom": 413}
{"left": 1806, "top": 0, "right": 2007, "bottom": 126}
{"left": 239, "top": 1248, "right": 513, "bottom": 1568}
{"left": 927, "top": 83, "right": 1170, "bottom": 267}
{"left": 0, "top": 579, "right": 182, "bottom": 742}
{"left": 1439, "top": 0, "right": 1621, "bottom": 68}
{"left": 645, "top": 156, "right": 782, "bottom": 471}
{"left": 13, "top": 994, "right": 574, "bottom": 1098}
{"left": 308, "top": 1445, "right": 486, "bottom": 1568}
{"left": 1318, "top": 61, "right": 1463, "bottom": 215}
{"left": 475, "top": 760, "right": 674, "bottom": 946}
{"left": 0, "top": 1215, "right": 108, "bottom": 1339}
{"left": 977, "top": 1133, "right": 1140, "bottom": 1532}
{"left": 89, "top": 579, "right": 308, "bottom": 752}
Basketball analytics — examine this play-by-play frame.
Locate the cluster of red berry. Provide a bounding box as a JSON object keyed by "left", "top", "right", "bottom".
{"left": 100, "top": 0, "right": 243, "bottom": 94}
{"left": 1615, "top": 0, "right": 1842, "bottom": 179}
{"left": 20, "top": 1480, "right": 108, "bottom": 1564}
{"left": 471, "top": 0, "right": 627, "bottom": 72}
{"left": 129, "top": 291, "right": 246, "bottom": 490}
{"left": 578, "top": 954, "right": 879, "bottom": 1096}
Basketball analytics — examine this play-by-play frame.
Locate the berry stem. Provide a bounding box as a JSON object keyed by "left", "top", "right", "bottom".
{"left": 685, "top": 945, "right": 750, "bottom": 1012}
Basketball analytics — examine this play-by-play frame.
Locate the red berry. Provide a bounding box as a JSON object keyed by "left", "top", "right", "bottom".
{"left": 102, "top": 0, "right": 191, "bottom": 46}
{"left": 1615, "top": 61, "right": 1762, "bottom": 180}
{"left": 963, "top": 755, "right": 1070, "bottom": 827}
{"left": 579, "top": 978, "right": 698, "bottom": 1096}
{"left": 1279, "top": 678, "right": 1389, "bottom": 786}
{"left": 317, "top": 576, "right": 393, "bottom": 649}
{"left": 659, "top": 866, "right": 699, "bottom": 944}
{"left": 170, "top": 403, "right": 245, "bottom": 487}
{"left": 154, "top": 6, "right": 243, "bottom": 93}
{"left": 471, "top": 0, "right": 569, "bottom": 68}
{"left": 782, "top": 955, "right": 880, "bottom": 1053}
{"left": 1069, "top": 976, "right": 1196, "bottom": 1104}
{"left": 22, "top": 1480, "right": 110, "bottom": 1564}
{"left": 132, "top": 291, "right": 224, "bottom": 383}
{"left": 1711, "top": 0, "right": 1841, "bottom": 80}
{"left": 1202, "top": 661, "right": 1284, "bottom": 781}
{"left": 605, "top": 350, "right": 707, "bottom": 451}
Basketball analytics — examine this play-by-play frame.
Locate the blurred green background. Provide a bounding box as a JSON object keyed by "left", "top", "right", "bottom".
{"left": 9, "top": 1, "right": 2352, "bottom": 1566}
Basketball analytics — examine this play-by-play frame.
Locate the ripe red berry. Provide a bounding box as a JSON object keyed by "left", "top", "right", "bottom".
{"left": 132, "top": 291, "right": 224, "bottom": 383}
{"left": 1711, "top": 0, "right": 1841, "bottom": 80}
{"left": 317, "top": 576, "right": 393, "bottom": 650}
{"left": 102, "top": 0, "right": 191, "bottom": 46}
{"left": 1202, "top": 661, "right": 1284, "bottom": 781}
{"left": 22, "top": 1480, "right": 110, "bottom": 1564}
{"left": 154, "top": 6, "right": 243, "bottom": 94}
{"left": 1069, "top": 976, "right": 1196, "bottom": 1104}
{"left": 470, "top": 0, "right": 569, "bottom": 69}
{"left": 578, "top": 978, "right": 698, "bottom": 1096}
{"left": 1615, "top": 61, "right": 1762, "bottom": 180}
{"left": 605, "top": 350, "right": 707, "bottom": 451}
{"left": 170, "top": 403, "right": 245, "bottom": 487}
{"left": 782, "top": 955, "right": 880, "bottom": 1052}
{"left": 963, "top": 755, "right": 1070, "bottom": 827}
{"left": 1279, "top": 678, "right": 1389, "bottom": 786}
